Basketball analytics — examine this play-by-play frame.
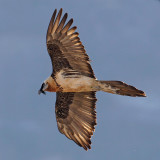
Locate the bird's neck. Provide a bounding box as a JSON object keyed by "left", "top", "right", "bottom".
{"left": 45, "top": 76, "right": 61, "bottom": 92}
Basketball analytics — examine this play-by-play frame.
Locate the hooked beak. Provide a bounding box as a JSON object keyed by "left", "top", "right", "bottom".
{"left": 38, "top": 90, "right": 46, "bottom": 95}
{"left": 38, "top": 82, "right": 48, "bottom": 95}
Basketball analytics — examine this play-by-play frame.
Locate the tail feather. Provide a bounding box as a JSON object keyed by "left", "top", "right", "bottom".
{"left": 98, "top": 80, "right": 146, "bottom": 97}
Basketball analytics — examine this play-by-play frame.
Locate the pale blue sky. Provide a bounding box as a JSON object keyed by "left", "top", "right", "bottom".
{"left": 1, "top": 0, "right": 160, "bottom": 160}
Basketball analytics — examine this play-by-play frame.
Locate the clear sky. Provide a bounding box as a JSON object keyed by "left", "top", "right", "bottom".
{"left": 1, "top": 0, "right": 160, "bottom": 160}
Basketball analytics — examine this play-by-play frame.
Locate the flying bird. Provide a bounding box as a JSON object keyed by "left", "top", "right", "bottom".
{"left": 38, "top": 8, "right": 146, "bottom": 150}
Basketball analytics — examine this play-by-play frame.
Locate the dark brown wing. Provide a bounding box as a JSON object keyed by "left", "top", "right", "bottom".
{"left": 46, "top": 8, "right": 95, "bottom": 78}
{"left": 55, "top": 92, "right": 97, "bottom": 150}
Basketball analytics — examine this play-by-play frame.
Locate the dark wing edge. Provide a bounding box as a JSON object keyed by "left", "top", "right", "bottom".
{"left": 46, "top": 8, "right": 95, "bottom": 78}
{"left": 55, "top": 92, "right": 97, "bottom": 150}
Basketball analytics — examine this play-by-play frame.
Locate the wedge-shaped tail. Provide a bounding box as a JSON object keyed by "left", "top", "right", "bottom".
{"left": 98, "top": 81, "right": 146, "bottom": 97}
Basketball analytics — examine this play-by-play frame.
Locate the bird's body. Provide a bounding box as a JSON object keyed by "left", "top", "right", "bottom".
{"left": 39, "top": 8, "right": 146, "bottom": 150}
{"left": 45, "top": 70, "right": 98, "bottom": 92}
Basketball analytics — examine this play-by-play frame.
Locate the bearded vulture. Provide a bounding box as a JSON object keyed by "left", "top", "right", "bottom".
{"left": 38, "top": 8, "right": 146, "bottom": 150}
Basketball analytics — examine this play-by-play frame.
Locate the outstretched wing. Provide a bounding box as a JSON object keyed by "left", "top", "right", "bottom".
{"left": 55, "top": 92, "right": 97, "bottom": 150}
{"left": 46, "top": 8, "right": 95, "bottom": 78}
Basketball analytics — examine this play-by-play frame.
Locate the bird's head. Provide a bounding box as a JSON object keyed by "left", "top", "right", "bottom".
{"left": 38, "top": 81, "right": 48, "bottom": 95}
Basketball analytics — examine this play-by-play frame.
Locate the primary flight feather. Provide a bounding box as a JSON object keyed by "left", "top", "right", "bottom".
{"left": 38, "top": 8, "right": 146, "bottom": 150}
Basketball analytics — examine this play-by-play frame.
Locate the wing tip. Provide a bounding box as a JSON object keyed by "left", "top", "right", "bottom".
{"left": 59, "top": 8, "right": 63, "bottom": 15}
{"left": 54, "top": 8, "right": 57, "bottom": 14}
